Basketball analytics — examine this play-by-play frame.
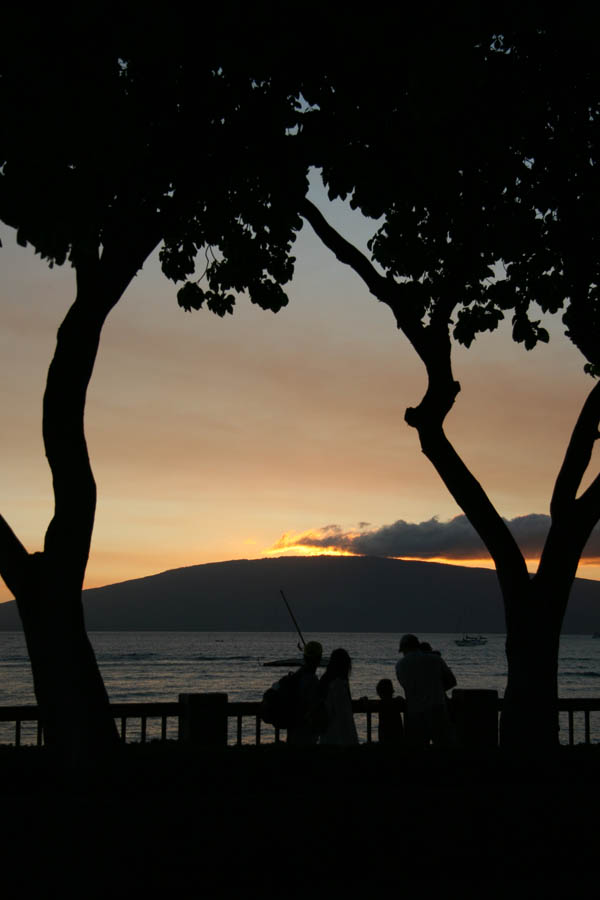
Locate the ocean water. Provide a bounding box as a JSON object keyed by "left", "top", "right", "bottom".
{"left": 2, "top": 631, "right": 600, "bottom": 745}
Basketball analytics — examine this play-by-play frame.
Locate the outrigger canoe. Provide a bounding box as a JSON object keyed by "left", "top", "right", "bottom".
{"left": 263, "top": 657, "right": 329, "bottom": 667}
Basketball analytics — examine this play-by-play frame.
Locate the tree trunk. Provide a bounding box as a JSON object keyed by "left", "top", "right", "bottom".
{"left": 0, "top": 229, "right": 161, "bottom": 764}
{"left": 16, "top": 555, "right": 119, "bottom": 762}
{"left": 499, "top": 580, "right": 564, "bottom": 751}
{"left": 301, "top": 198, "right": 600, "bottom": 756}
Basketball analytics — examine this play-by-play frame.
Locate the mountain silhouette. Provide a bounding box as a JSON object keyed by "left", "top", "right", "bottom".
{"left": 0, "top": 555, "right": 598, "bottom": 633}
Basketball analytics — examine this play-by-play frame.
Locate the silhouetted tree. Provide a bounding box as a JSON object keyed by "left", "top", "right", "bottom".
{"left": 4, "top": 2, "right": 596, "bottom": 758}
{"left": 293, "top": 9, "right": 600, "bottom": 748}
{"left": 0, "top": 3, "right": 304, "bottom": 761}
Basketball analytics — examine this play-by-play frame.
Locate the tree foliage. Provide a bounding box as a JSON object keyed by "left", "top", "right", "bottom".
{"left": 299, "top": 8, "right": 600, "bottom": 372}
{"left": 0, "top": 3, "right": 305, "bottom": 313}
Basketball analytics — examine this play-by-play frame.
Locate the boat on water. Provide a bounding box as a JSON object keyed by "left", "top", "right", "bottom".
{"left": 263, "top": 657, "right": 329, "bottom": 668}
{"left": 455, "top": 634, "right": 488, "bottom": 647}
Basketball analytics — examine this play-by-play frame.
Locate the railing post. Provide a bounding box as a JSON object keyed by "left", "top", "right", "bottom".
{"left": 451, "top": 689, "right": 499, "bottom": 748}
{"left": 178, "top": 693, "right": 228, "bottom": 748}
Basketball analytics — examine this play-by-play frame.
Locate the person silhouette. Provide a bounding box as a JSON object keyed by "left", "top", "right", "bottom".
{"left": 286, "top": 640, "right": 323, "bottom": 745}
{"left": 395, "top": 634, "right": 456, "bottom": 748}
{"left": 318, "top": 648, "right": 358, "bottom": 745}
{"left": 375, "top": 678, "right": 405, "bottom": 744}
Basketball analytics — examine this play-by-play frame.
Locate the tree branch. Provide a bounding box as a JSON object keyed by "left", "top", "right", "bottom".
{"left": 0, "top": 513, "right": 29, "bottom": 597}
{"left": 301, "top": 198, "right": 398, "bottom": 309}
{"left": 537, "top": 379, "right": 600, "bottom": 592}
{"left": 550, "top": 379, "right": 600, "bottom": 517}
{"left": 404, "top": 323, "right": 461, "bottom": 426}
{"left": 302, "top": 197, "right": 444, "bottom": 362}
{"left": 413, "top": 422, "right": 530, "bottom": 595}
{"left": 578, "top": 472, "right": 600, "bottom": 518}
{"left": 303, "top": 196, "right": 529, "bottom": 597}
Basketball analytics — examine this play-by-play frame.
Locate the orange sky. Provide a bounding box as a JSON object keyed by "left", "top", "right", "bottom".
{"left": 2, "top": 178, "right": 600, "bottom": 603}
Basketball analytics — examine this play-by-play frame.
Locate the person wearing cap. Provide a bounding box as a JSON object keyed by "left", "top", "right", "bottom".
{"left": 287, "top": 640, "right": 323, "bottom": 745}
{"left": 395, "top": 633, "right": 456, "bottom": 748}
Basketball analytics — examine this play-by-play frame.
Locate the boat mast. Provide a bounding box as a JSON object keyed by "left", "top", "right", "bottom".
{"left": 280, "top": 589, "right": 306, "bottom": 651}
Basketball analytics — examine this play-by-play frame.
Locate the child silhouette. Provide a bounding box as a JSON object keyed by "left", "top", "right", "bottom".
{"left": 376, "top": 678, "right": 404, "bottom": 745}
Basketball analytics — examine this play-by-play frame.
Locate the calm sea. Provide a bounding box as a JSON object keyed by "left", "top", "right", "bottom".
{"left": 2, "top": 631, "right": 600, "bottom": 744}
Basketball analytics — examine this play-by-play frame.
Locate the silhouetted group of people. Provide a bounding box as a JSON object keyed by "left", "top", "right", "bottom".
{"left": 285, "top": 634, "right": 456, "bottom": 748}
{"left": 286, "top": 641, "right": 358, "bottom": 746}
{"left": 394, "top": 633, "right": 456, "bottom": 747}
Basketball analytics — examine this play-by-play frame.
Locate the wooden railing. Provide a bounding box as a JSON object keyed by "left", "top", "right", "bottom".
{"left": 112, "top": 701, "right": 180, "bottom": 743}
{"left": 1, "top": 697, "right": 599, "bottom": 748}
{"left": 0, "top": 705, "right": 45, "bottom": 747}
{"left": 555, "top": 698, "right": 600, "bottom": 746}
{"left": 0, "top": 702, "right": 180, "bottom": 747}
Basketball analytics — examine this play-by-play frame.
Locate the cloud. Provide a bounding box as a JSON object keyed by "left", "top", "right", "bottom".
{"left": 269, "top": 514, "right": 600, "bottom": 562}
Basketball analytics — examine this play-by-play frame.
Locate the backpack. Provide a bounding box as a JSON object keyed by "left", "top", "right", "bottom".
{"left": 260, "top": 670, "right": 301, "bottom": 729}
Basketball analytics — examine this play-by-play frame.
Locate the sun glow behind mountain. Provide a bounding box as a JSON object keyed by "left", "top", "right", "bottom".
{"left": 265, "top": 532, "right": 360, "bottom": 558}
{"left": 263, "top": 526, "right": 586, "bottom": 576}
{"left": 265, "top": 528, "right": 495, "bottom": 567}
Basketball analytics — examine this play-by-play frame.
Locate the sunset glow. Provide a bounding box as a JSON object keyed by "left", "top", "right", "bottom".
{"left": 266, "top": 529, "right": 364, "bottom": 558}
{"left": 265, "top": 544, "right": 361, "bottom": 559}
{"left": 264, "top": 527, "right": 600, "bottom": 579}
{"left": 2, "top": 170, "right": 600, "bottom": 605}
{"left": 264, "top": 547, "right": 549, "bottom": 573}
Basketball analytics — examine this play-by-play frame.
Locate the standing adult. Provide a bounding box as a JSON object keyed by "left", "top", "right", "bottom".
{"left": 318, "top": 648, "right": 359, "bottom": 745}
{"left": 286, "top": 640, "right": 323, "bottom": 745}
{"left": 395, "top": 634, "right": 456, "bottom": 748}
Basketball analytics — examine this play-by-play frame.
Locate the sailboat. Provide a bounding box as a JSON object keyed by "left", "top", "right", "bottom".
{"left": 455, "top": 634, "right": 487, "bottom": 646}
{"left": 454, "top": 605, "right": 488, "bottom": 646}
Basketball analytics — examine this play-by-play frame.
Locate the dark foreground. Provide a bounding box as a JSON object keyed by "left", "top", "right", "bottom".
{"left": 1, "top": 743, "right": 599, "bottom": 894}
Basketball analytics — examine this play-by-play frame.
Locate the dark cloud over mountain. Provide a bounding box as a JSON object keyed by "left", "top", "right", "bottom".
{"left": 273, "top": 514, "right": 600, "bottom": 561}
